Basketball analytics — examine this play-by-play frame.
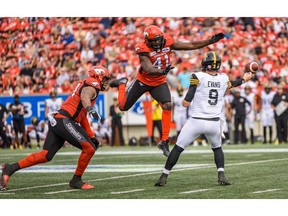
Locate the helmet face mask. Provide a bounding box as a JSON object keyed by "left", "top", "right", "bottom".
{"left": 144, "top": 25, "right": 164, "bottom": 50}
{"left": 201, "top": 51, "right": 221, "bottom": 71}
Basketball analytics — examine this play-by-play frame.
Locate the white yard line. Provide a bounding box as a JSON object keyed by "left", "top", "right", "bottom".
{"left": 179, "top": 189, "right": 212, "bottom": 194}
{"left": 44, "top": 189, "right": 77, "bottom": 195}
{"left": 4, "top": 157, "right": 288, "bottom": 194}
{"left": 246, "top": 154, "right": 262, "bottom": 157}
{"left": 111, "top": 189, "right": 145, "bottom": 195}
{"left": 2, "top": 148, "right": 288, "bottom": 157}
{"left": 251, "top": 189, "right": 280, "bottom": 194}
{"left": 0, "top": 192, "right": 15, "bottom": 195}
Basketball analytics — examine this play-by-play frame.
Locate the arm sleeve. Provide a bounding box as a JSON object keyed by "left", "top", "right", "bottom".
{"left": 184, "top": 73, "right": 199, "bottom": 102}
{"left": 80, "top": 116, "right": 94, "bottom": 138}
{"left": 229, "top": 78, "right": 245, "bottom": 88}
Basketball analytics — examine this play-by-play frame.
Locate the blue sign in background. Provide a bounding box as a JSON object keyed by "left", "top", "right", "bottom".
{"left": 0, "top": 94, "right": 105, "bottom": 125}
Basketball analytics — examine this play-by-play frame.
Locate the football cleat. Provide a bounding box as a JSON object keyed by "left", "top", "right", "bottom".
{"left": 218, "top": 171, "right": 231, "bottom": 186}
{"left": 69, "top": 175, "right": 94, "bottom": 190}
{"left": 154, "top": 173, "right": 168, "bottom": 187}
{"left": 109, "top": 77, "right": 128, "bottom": 88}
{"left": 1, "top": 163, "right": 12, "bottom": 190}
{"left": 157, "top": 140, "right": 170, "bottom": 157}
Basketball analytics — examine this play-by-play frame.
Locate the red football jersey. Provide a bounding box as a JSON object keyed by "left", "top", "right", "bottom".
{"left": 135, "top": 34, "right": 175, "bottom": 86}
{"left": 60, "top": 77, "right": 100, "bottom": 123}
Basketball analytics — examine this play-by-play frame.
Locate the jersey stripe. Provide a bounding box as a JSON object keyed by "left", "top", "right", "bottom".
{"left": 190, "top": 78, "right": 199, "bottom": 86}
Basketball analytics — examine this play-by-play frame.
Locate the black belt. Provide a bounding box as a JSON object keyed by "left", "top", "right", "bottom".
{"left": 192, "top": 117, "right": 220, "bottom": 121}
{"left": 58, "top": 109, "right": 73, "bottom": 120}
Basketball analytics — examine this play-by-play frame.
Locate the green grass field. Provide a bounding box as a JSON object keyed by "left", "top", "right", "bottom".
{"left": 1, "top": 143, "right": 288, "bottom": 199}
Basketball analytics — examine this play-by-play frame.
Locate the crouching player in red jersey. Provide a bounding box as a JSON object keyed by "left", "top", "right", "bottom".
{"left": 1, "top": 65, "right": 110, "bottom": 190}
{"left": 109, "top": 25, "right": 225, "bottom": 157}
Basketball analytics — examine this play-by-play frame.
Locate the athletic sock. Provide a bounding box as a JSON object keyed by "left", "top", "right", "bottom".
{"left": 164, "top": 145, "right": 184, "bottom": 171}
{"left": 212, "top": 147, "right": 224, "bottom": 169}
{"left": 161, "top": 110, "right": 172, "bottom": 141}
{"left": 18, "top": 150, "right": 49, "bottom": 169}
{"left": 118, "top": 84, "right": 127, "bottom": 110}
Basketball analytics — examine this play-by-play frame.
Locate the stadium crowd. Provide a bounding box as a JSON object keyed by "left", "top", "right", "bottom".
{"left": 0, "top": 17, "right": 288, "bottom": 148}
{"left": 0, "top": 17, "right": 288, "bottom": 96}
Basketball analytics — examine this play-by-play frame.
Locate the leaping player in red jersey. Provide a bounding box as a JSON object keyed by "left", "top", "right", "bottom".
{"left": 109, "top": 25, "right": 225, "bottom": 157}
{"left": 1, "top": 65, "right": 110, "bottom": 190}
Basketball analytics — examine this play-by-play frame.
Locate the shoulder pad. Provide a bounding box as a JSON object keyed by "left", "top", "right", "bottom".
{"left": 135, "top": 42, "right": 150, "bottom": 54}
{"left": 190, "top": 73, "right": 200, "bottom": 86}
{"left": 85, "top": 77, "right": 101, "bottom": 90}
{"left": 164, "top": 34, "right": 175, "bottom": 46}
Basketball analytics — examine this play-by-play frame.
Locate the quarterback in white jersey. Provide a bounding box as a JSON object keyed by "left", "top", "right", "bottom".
{"left": 45, "top": 90, "right": 63, "bottom": 119}
{"left": 155, "top": 51, "right": 253, "bottom": 187}
{"left": 260, "top": 84, "right": 275, "bottom": 143}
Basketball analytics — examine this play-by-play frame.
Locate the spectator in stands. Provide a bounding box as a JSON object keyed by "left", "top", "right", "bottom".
{"left": 62, "top": 28, "right": 74, "bottom": 45}
{"left": 177, "top": 67, "right": 191, "bottom": 89}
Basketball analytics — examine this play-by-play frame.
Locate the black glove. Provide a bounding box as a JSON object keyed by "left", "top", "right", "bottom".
{"left": 162, "top": 65, "right": 174, "bottom": 75}
{"left": 90, "top": 136, "right": 101, "bottom": 149}
{"left": 86, "top": 106, "right": 101, "bottom": 122}
{"left": 209, "top": 33, "right": 225, "bottom": 44}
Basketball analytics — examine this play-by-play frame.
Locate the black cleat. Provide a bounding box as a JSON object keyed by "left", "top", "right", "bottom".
{"left": 157, "top": 140, "right": 170, "bottom": 157}
{"left": 109, "top": 77, "right": 128, "bottom": 88}
{"left": 218, "top": 171, "right": 231, "bottom": 186}
{"left": 154, "top": 173, "right": 168, "bottom": 187}
{"left": 1, "top": 163, "right": 13, "bottom": 190}
{"left": 69, "top": 175, "right": 94, "bottom": 190}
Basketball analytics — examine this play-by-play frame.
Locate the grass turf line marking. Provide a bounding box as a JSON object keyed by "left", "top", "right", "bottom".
{"left": 246, "top": 154, "right": 263, "bottom": 157}
{"left": 179, "top": 189, "right": 212, "bottom": 194}
{"left": 111, "top": 189, "right": 145, "bottom": 195}
{"left": 251, "top": 189, "right": 280, "bottom": 194}
{"left": 5, "top": 158, "right": 288, "bottom": 193}
{"left": 0, "top": 192, "right": 15, "bottom": 195}
{"left": 44, "top": 189, "right": 78, "bottom": 195}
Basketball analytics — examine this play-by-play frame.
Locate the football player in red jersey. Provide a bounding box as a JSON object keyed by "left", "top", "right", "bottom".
{"left": 1, "top": 66, "right": 110, "bottom": 190}
{"left": 109, "top": 25, "right": 225, "bottom": 157}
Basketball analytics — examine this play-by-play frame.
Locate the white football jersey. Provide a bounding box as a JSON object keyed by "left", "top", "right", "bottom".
{"left": 172, "top": 90, "right": 187, "bottom": 113}
{"left": 242, "top": 93, "right": 255, "bottom": 113}
{"left": 189, "top": 72, "right": 229, "bottom": 118}
{"left": 45, "top": 98, "right": 63, "bottom": 113}
{"left": 261, "top": 90, "right": 275, "bottom": 111}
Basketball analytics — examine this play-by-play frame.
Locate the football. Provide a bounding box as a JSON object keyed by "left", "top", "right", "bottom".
{"left": 245, "top": 62, "right": 259, "bottom": 73}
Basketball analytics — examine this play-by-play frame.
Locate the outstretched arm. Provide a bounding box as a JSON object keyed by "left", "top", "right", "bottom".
{"left": 228, "top": 72, "right": 253, "bottom": 89}
{"left": 171, "top": 33, "right": 225, "bottom": 50}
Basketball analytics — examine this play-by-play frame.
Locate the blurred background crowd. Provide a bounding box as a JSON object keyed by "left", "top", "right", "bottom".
{"left": 1, "top": 17, "right": 288, "bottom": 149}
{"left": 0, "top": 17, "right": 288, "bottom": 96}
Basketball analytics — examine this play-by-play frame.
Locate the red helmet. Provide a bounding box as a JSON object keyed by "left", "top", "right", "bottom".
{"left": 88, "top": 65, "right": 110, "bottom": 82}
{"left": 143, "top": 25, "right": 164, "bottom": 50}
{"left": 88, "top": 65, "right": 110, "bottom": 90}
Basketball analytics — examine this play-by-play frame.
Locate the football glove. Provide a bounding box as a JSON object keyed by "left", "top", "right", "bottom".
{"left": 209, "top": 33, "right": 225, "bottom": 44}
{"left": 86, "top": 106, "right": 101, "bottom": 122}
{"left": 162, "top": 65, "right": 174, "bottom": 75}
{"left": 90, "top": 136, "right": 101, "bottom": 149}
